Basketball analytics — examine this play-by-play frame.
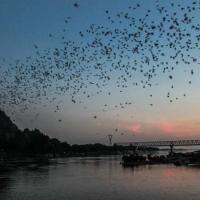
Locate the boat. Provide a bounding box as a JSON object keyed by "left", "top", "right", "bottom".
{"left": 121, "top": 154, "right": 146, "bottom": 166}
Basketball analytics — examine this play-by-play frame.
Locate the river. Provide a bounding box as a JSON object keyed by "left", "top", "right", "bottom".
{"left": 0, "top": 156, "right": 200, "bottom": 200}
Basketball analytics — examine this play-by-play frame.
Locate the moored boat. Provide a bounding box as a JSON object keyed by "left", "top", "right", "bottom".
{"left": 122, "top": 154, "right": 146, "bottom": 166}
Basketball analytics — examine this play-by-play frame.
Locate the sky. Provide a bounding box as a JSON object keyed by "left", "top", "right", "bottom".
{"left": 1, "top": 0, "right": 200, "bottom": 144}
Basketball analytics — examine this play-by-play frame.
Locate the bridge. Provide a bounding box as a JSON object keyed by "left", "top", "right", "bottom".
{"left": 115, "top": 140, "right": 200, "bottom": 153}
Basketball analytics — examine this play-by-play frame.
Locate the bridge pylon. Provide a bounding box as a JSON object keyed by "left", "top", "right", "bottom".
{"left": 169, "top": 142, "right": 174, "bottom": 156}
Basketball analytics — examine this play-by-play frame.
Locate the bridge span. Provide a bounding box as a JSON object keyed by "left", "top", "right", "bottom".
{"left": 115, "top": 140, "right": 200, "bottom": 153}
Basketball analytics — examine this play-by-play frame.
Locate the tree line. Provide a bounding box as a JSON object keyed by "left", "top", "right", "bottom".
{"left": 0, "top": 110, "right": 133, "bottom": 157}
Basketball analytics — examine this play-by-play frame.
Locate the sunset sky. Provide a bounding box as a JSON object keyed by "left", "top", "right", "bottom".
{"left": 1, "top": 0, "right": 200, "bottom": 144}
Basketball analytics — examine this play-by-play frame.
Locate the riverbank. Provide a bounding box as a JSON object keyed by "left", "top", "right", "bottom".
{"left": 122, "top": 150, "right": 200, "bottom": 167}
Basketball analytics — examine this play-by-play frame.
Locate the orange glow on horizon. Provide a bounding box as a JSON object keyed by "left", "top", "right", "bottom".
{"left": 159, "top": 122, "right": 174, "bottom": 133}
{"left": 127, "top": 123, "right": 142, "bottom": 133}
{"left": 121, "top": 120, "right": 200, "bottom": 138}
{"left": 159, "top": 120, "right": 200, "bottom": 136}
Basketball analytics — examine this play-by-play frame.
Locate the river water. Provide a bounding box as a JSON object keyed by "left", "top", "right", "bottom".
{"left": 0, "top": 156, "right": 200, "bottom": 200}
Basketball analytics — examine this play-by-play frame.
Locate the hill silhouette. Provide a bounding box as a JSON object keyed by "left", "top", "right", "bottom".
{"left": 0, "top": 109, "right": 70, "bottom": 156}
{"left": 0, "top": 110, "right": 18, "bottom": 138}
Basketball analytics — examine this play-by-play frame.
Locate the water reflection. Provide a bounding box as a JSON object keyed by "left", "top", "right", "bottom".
{"left": 0, "top": 171, "right": 14, "bottom": 190}
{"left": 0, "top": 157, "right": 200, "bottom": 200}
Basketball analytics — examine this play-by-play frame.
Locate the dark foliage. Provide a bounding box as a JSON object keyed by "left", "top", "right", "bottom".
{"left": 0, "top": 110, "right": 70, "bottom": 156}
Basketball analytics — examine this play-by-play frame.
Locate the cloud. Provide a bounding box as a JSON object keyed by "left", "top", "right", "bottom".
{"left": 127, "top": 123, "right": 142, "bottom": 133}
{"left": 159, "top": 120, "right": 200, "bottom": 136}
{"left": 121, "top": 119, "right": 200, "bottom": 139}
